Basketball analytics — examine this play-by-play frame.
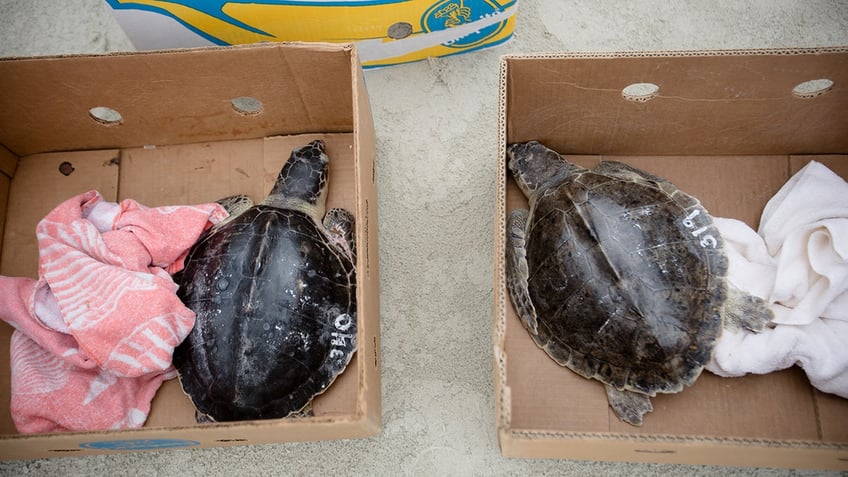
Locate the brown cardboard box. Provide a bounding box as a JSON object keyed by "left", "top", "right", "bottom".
{"left": 494, "top": 48, "right": 848, "bottom": 469}
{"left": 0, "top": 42, "right": 380, "bottom": 460}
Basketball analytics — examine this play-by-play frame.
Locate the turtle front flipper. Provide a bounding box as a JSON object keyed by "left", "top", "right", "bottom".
{"left": 212, "top": 194, "right": 254, "bottom": 229}
{"left": 506, "top": 208, "right": 539, "bottom": 335}
{"left": 216, "top": 194, "right": 254, "bottom": 215}
{"left": 595, "top": 160, "right": 671, "bottom": 187}
{"left": 605, "top": 384, "right": 653, "bottom": 426}
{"left": 324, "top": 207, "right": 356, "bottom": 261}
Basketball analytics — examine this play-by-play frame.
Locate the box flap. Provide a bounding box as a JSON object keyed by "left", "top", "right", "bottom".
{"left": 0, "top": 146, "right": 16, "bottom": 178}
{"left": 505, "top": 48, "right": 848, "bottom": 156}
{"left": 0, "top": 43, "right": 355, "bottom": 157}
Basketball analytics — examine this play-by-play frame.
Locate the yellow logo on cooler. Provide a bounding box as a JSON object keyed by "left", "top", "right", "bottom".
{"left": 434, "top": 2, "right": 472, "bottom": 28}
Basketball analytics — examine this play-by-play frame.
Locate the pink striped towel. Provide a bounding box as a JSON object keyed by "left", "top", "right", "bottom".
{"left": 0, "top": 190, "right": 227, "bottom": 433}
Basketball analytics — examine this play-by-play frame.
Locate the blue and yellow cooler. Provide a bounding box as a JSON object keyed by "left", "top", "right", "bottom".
{"left": 106, "top": 0, "right": 518, "bottom": 67}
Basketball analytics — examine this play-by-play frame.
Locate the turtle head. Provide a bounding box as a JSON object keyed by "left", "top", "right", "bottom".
{"left": 265, "top": 140, "right": 329, "bottom": 210}
{"left": 507, "top": 141, "right": 579, "bottom": 199}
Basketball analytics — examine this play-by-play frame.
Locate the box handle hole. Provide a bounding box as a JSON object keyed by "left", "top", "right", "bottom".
{"left": 88, "top": 106, "right": 123, "bottom": 125}
{"left": 58, "top": 161, "right": 75, "bottom": 176}
{"left": 231, "top": 96, "right": 264, "bottom": 116}
{"left": 388, "top": 22, "right": 413, "bottom": 39}
{"left": 792, "top": 79, "right": 834, "bottom": 99}
{"left": 622, "top": 83, "right": 660, "bottom": 102}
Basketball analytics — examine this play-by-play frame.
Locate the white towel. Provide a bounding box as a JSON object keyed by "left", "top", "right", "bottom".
{"left": 706, "top": 161, "right": 848, "bottom": 398}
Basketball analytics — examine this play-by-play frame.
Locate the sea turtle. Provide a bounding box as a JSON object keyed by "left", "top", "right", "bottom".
{"left": 173, "top": 139, "right": 357, "bottom": 422}
{"left": 505, "top": 140, "right": 772, "bottom": 426}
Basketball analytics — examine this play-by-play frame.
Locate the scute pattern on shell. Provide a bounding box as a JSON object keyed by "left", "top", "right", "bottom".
{"left": 528, "top": 171, "right": 725, "bottom": 395}
{"left": 508, "top": 142, "right": 727, "bottom": 398}
{"left": 173, "top": 140, "right": 356, "bottom": 422}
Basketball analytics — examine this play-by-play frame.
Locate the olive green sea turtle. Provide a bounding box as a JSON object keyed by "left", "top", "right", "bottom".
{"left": 505, "top": 140, "right": 771, "bottom": 425}
{"left": 174, "top": 140, "right": 357, "bottom": 422}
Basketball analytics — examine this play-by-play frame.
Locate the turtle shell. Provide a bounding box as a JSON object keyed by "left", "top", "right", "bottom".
{"left": 522, "top": 160, "right": 727, "bottom": 396}
{"left": 173, "top": 204, "right": 356, "bottom": 421}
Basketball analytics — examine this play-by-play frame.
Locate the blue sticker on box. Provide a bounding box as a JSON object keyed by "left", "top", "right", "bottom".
{"left": 80, "top": 439, "right": 201, "bottom": 451}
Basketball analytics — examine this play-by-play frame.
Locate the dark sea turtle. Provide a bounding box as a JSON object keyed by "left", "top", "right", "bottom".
{"left": 505, "top": 140, "right": 772, "bottom": 426}
{"left": 174, "top": 140, "right": 357, "bottom": 422}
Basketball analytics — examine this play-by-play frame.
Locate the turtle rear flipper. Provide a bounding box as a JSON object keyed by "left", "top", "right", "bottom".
{"left": 506, "top": 208, "right": 539, "bottom": 335}
{"left": 723, "top": 288, "right": 774, "bottom": 333}
{"left": 289, "top": 401, "right": 314, "bottom": 418}
{"left": 605, "top": 384, "right": 653, "bottom": 426}
{"left": 195, "top": 410, "right": 215, "bottom": 424}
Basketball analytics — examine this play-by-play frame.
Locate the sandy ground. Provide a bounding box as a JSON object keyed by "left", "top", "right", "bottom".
{"left": 1, "top": 0, "right": 847, "bottom": 475}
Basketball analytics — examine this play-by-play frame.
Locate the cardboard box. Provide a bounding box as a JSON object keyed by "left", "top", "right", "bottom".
{"left": 0, "top": 42, "right": 380, "bottom": 460}
{"left": 494, "top": 48, "right": 848, "bottom": 469}
{"left": 106, "top": 0, "right": 518, "bottom": 68}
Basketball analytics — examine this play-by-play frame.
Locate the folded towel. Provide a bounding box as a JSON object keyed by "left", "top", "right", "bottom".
{"left": 0, "top": 190, "right": 226, "bottom": 433}
{"left": 707, "top": 161, "right": 848, "bottom": 398}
